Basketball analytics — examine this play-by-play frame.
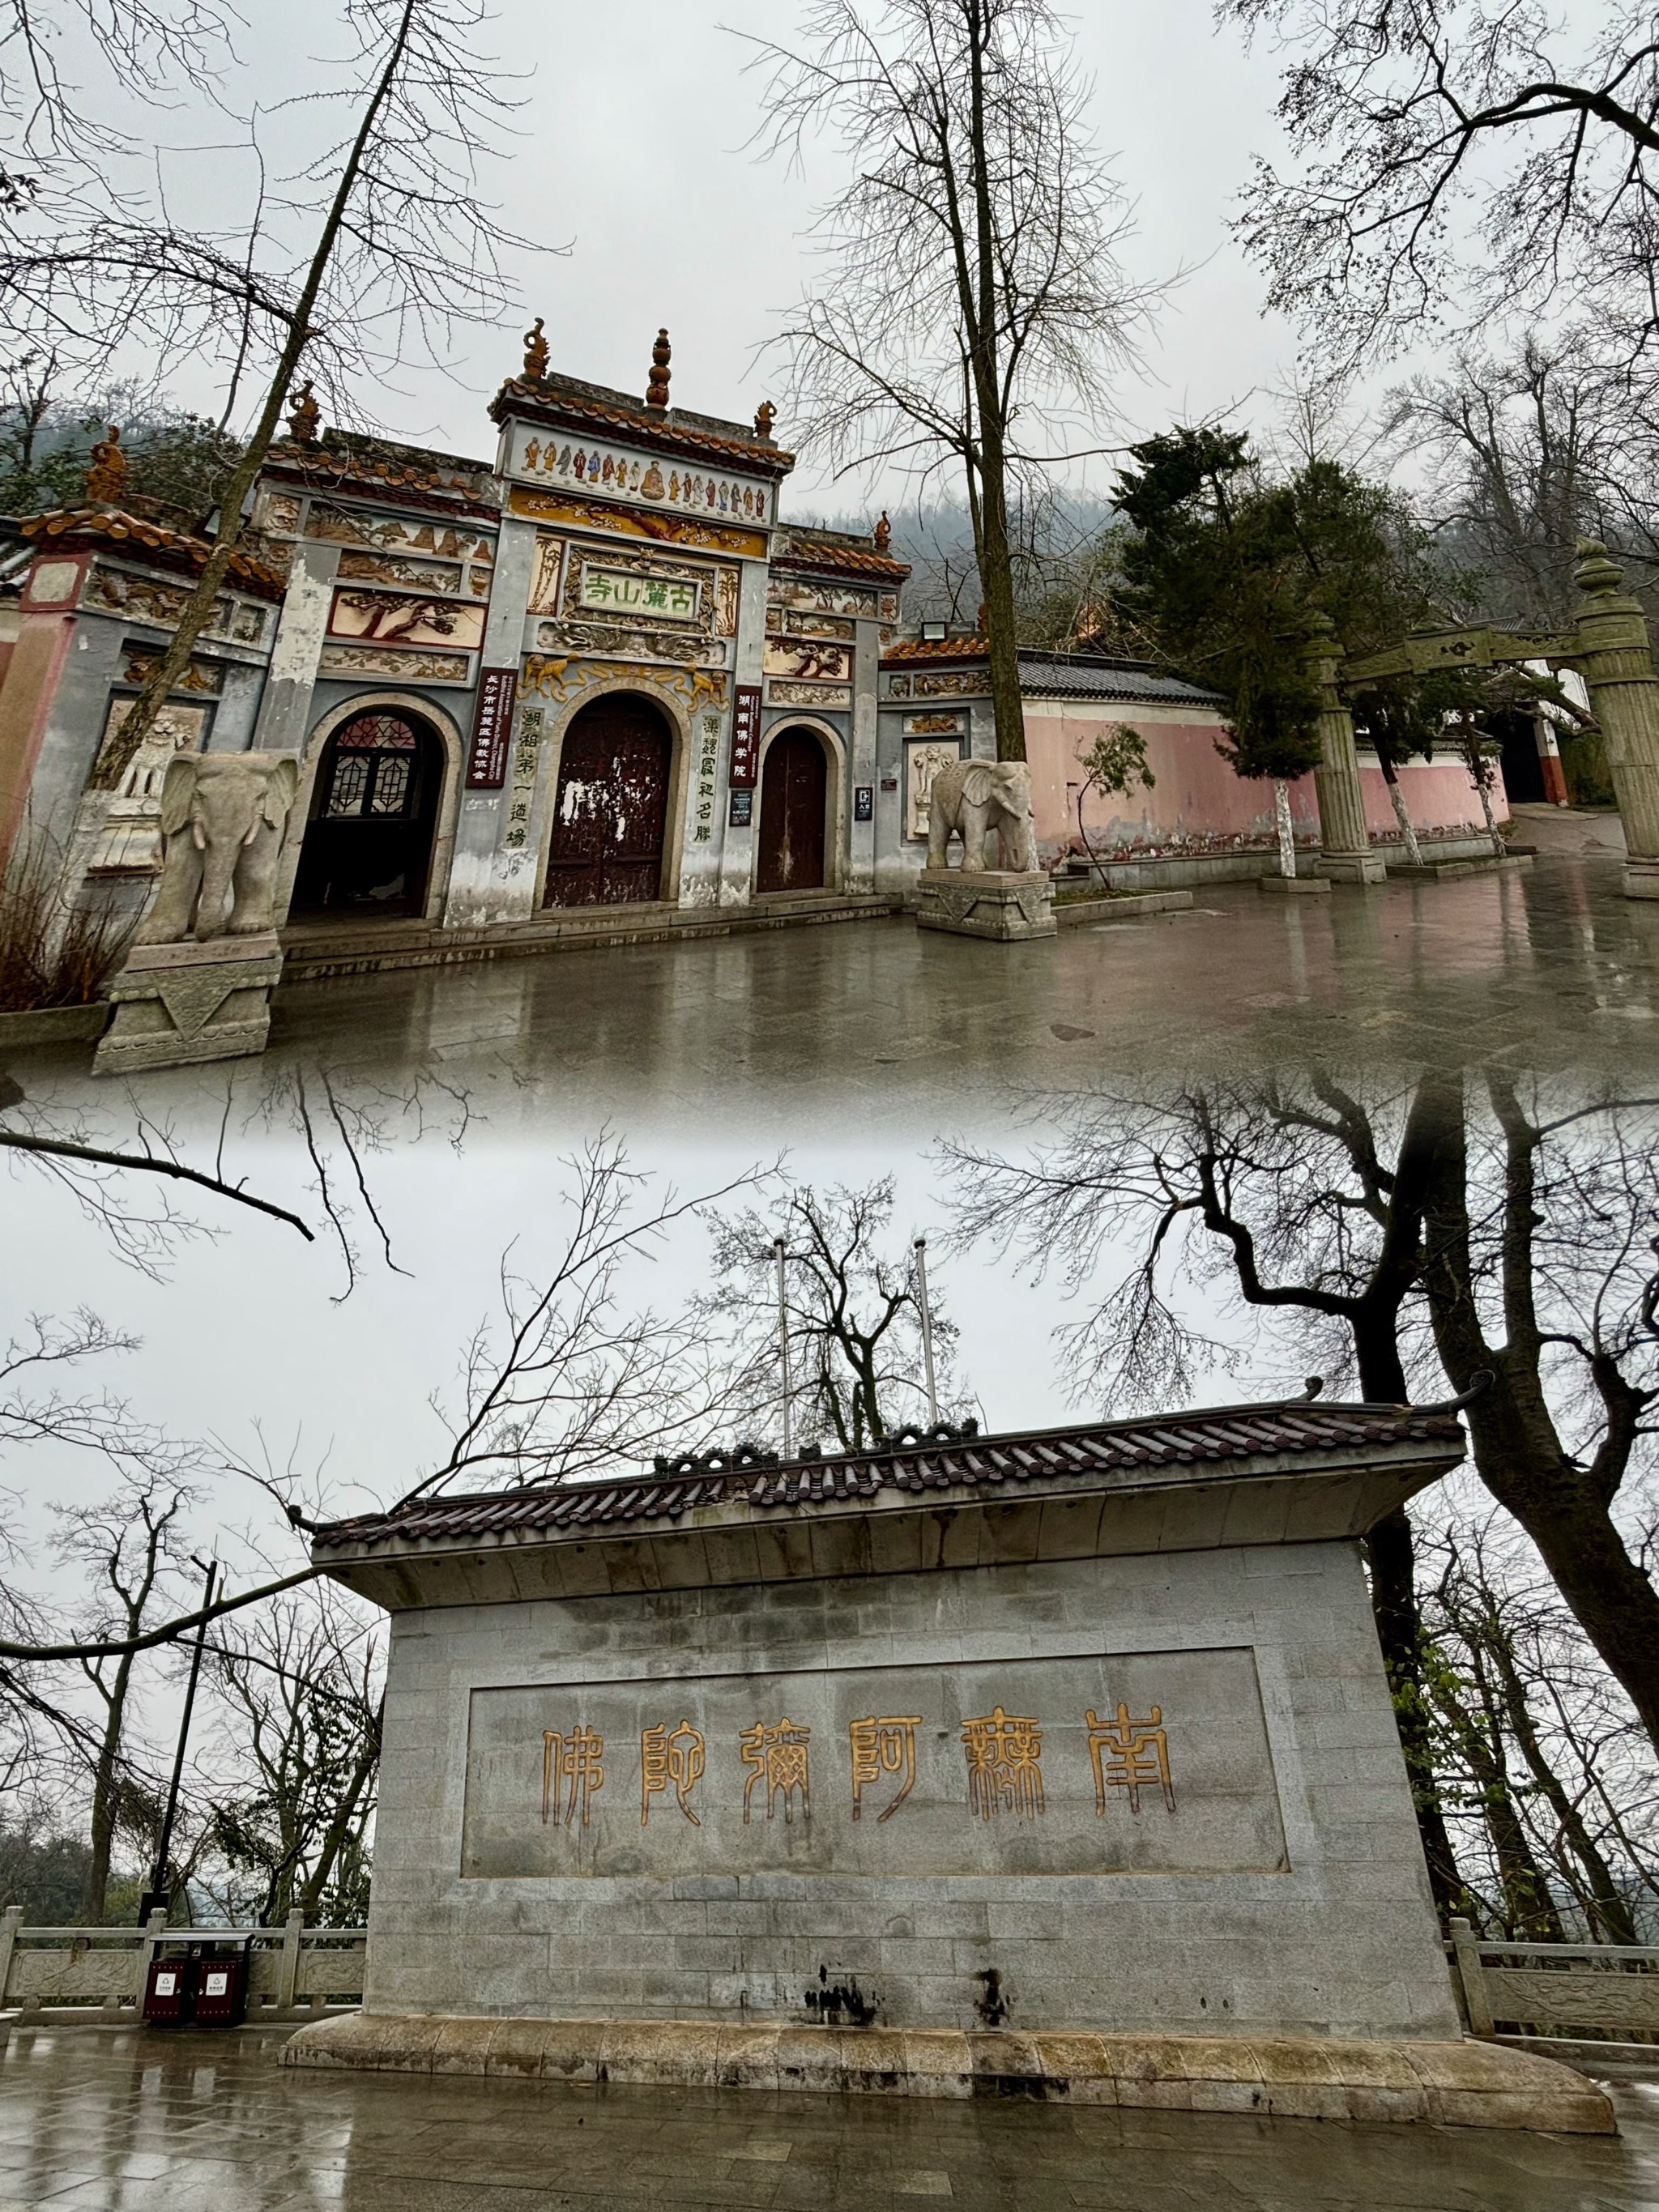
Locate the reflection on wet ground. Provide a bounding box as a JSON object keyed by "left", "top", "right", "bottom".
{"left": 14, "top": 856, "right": 1657, "bottom": 1140}
{"left": 2, "top": 2028, "right": 1657, "bottom": 2212}
{"left": 270, "top": 863, "right": 1659, "bottom": 1096}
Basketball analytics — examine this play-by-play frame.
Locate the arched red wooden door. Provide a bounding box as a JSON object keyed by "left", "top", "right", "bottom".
{"left": 544, "top": 694, "right": 672, "bottom": 907}
{"left": 756, "top": 727, "right": 827, "bottom": 893}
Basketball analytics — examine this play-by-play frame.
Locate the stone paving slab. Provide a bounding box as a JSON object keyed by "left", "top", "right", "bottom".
{"left": 280, "top": 2011, "right": 1615, "bottom": 2134}
{"left": 2, "top": 2027, "right": 1657, "bottom": 2210}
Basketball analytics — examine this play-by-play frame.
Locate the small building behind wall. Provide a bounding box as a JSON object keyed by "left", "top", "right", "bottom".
{"left": 876, "top": 639, "right": 1514, "bottom": 893}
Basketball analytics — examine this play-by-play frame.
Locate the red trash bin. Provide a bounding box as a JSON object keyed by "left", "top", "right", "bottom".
{"left": 191, "top": 1946, "right": 249, "bottom": 2027}
{"left": 142, "top": 1952, "right": 194, "bottom": 2022}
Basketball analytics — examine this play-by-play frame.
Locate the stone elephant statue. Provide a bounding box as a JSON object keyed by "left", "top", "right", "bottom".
{"left": 926, "top": 757, "right": 1037, "bottom": 872}
{"left": 134, "top": 751, "right": 301, "bottom": 944}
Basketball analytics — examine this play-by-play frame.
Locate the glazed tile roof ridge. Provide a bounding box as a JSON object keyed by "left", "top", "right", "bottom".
{"left": 771, "top": 533, "right": 909, "bottom": 582}
{"left": 490, "top": 377, "right": 795, "bottom": 477}
{"left": 262, "top": 441, "right": 501, "bottom": 513}
{"left": 21, "top": 508, "right": 287, "bottom": 597}
{"left": 313, "top": 1397, "right": 1465, "bottom": 1554}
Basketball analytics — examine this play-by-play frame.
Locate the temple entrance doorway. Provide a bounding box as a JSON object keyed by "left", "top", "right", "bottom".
{"left": 756, "top": 725, "right": 828, "bottom": 893}
{"left": 291, "top": 710, "right": 443, "bottom": 919}
{"left": 1491, "top": 710, "right": 1547, "bottom": 805}
{"left": 544, "top": 693, "right": 672, "bottom": 907}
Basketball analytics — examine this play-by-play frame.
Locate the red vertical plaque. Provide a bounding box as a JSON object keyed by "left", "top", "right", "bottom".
{"left": 730, "top": 684, "right": 762, "bottom": 787}
{"left": 467, "top": 666, "right": 518, "bottom": 787}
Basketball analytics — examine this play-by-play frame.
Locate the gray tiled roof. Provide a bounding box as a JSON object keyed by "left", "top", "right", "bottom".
{"left": 1016, "top": 650, "right": 1222, "bottom": 705}
{"left": 313, "top": 1400, "right": 1462, "bottom": 1554}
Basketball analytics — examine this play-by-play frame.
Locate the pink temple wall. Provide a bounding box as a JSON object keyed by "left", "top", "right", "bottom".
{"left": 1022, "top": 703, "right": 1509, "bottom": 863}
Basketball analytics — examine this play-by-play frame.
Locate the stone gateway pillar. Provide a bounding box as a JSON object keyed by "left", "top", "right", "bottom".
{"left": 1570, "top": 541, "right": 1659, "bottom": 899}
{"left": 1302, "top": 616, "right": 1386, "bottom": 884}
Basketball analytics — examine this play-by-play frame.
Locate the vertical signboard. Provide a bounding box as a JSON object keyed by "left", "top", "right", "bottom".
{"left": 730, "top": 684, "right": 762, "bottom": 787}
{"left": 467, "top": 667, "right": 518, "bottom": 788}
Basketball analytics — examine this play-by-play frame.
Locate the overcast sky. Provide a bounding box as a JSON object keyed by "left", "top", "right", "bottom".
{"left": 107, "top": 0, "right": 1307, "bottom": 503}
{"left": 7, "top": 0, "right": 1311, "bottom": 1602}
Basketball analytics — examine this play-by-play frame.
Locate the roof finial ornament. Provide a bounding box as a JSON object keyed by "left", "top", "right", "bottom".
{"left": 522, "top": 316, "right": 549, "bottom": 381}
{"left": 646, "top": 327, "right": 672, "bottom": 410}
{"left": 754, "top": 399, "right": 777, "bottom": 440}
{"left": 85, "top": 425, "right": 127, "bottom": 504}
{"left": 286, "top": 381, "right": 321, "bottom": 445}
{"left": 873, "top": 509, "right": 891, "bottom": 554}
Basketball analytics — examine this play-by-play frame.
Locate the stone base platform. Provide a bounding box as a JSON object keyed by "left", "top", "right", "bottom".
{"left": 279, "top": 2013, "right": 1614, "bottom": 2133}
{"left": 1626, "top": 857, "right": 1659, "bottom": 900}
{"left": 279, "top": 893, "right": 902, "bottom": 984}
{"left": 93, "top": 932, "right": 284, "bottom": 1076}
{"left": 915, "top": 868, "right": 1056, "bottom": 941}
{"left": 1386, "top": 855, "right": 1533, "bottom": 882}
{"left": 1258, "top": 874, "right": 1332, "bottom": 896}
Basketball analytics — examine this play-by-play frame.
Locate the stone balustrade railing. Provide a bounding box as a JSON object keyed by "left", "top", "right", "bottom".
{"left": 1448, "top": 1919, "right": 1659, "bottom": 2043}
{"left": 0, "top": 1904, "right": 366, "bottom": 2019}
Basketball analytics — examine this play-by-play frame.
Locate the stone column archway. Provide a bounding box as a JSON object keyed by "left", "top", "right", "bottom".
{"left": 1570, "top": 543, "right": 1659, "bottom": 900}
{"left": 1301, "top": 616, "right": 1386, "bottom": 884}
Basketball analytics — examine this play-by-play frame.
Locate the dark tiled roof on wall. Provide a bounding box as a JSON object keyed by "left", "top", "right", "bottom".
{"left": 313, "top": 1400, "right": 1464, "bottom": 1554}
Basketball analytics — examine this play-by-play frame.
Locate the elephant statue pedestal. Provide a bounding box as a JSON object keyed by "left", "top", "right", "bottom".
{"left": 915, "top": 867, "right": 1056, "bottom": 942}
{"left": 94, "top": 932, "right": 285, "bottom": 1075}
{"left": 92, "top": 748, "right": 299, "bottom": 1074}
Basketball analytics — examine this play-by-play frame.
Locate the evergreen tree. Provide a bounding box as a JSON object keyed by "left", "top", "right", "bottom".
{"left": 1113, "top": 428, "right": 1456, "bottom": 872}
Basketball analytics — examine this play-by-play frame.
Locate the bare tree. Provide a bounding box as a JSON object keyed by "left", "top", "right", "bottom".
{"left": 1421, "top": 1509, "right": 1653, "bottom": 1941}
{"left": 51, "top": 1472, "right": 196, "bottom": 1919}
{"left": 405, "top": 1137, "right": 763, "bottom": 1502}
{"left": 1388, "top": 335, "right": 1659, "bottom": 624}
{"left": 942, "top": 1072, "right": 1659, "bottom": 1889}
{"left": 66, "top": 0, "right": 526, "bottom": 798}
{"left": 746, "top": 0, "right": 1148, "bottom": 760}
{"left": 1222, "top": 0, "right": 1659, "bottom": 364}
{"left": 203, "top": 1584, "right": 381, "bottom": 1924}
{"left": 694, "top": 1178, "right": 968, "bottom": 1454}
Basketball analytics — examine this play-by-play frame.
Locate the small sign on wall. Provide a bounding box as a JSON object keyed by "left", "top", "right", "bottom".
{"left": 728, "top": 788, "right": 753, "bottom": 828}
{"left": 730, "top": 684, "right": 762, "bottom": 786}
{"left": 854, "top": 786, "right": 873, "bottom": 822}
{"left": 467, "top": 666, "right": 518, "bottom": 787}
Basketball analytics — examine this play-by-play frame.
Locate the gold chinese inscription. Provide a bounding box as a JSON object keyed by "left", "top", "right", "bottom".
{"left": 641, "top": 1720, "right": 706, "bottom": 1827}
{"left": 848, "top": 1716, "right": 920, "bottom": 1822}
{"left": 962, "top": 1707, "right": 1044, "bottom": 1822}
{"left": 1086, "top": 1704, "right": 1175, "bottom": 1814}
{"left": 541, "top": 1725, "right": 605, "bottom": 1828}
{"left": 740, "top": 1718, "right": 811, "bottom": 1825}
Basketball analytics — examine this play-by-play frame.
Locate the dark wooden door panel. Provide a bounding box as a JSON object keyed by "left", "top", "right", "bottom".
{"left": 757, "top": 727, "right": 827, "bottom": 893}
{"left": 546, "top": 697, "right": 672, "bottom": 907}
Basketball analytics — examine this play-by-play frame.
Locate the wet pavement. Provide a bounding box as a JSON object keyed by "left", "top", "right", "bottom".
{"left": 2, "top": 2027, "right": 1657, "bottom": 2211}
{"left": 249, "top": 856, "right": 1659, "bottom": 1110}
{"left": 14, "top": 853, "right": 1657, "bottom": 1150}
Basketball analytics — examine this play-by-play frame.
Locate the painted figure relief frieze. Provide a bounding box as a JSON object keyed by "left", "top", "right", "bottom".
{"left": 459, "top": 1648, "right": 1282, "bottom": 1881}
{"left": 513, "top": 426, "right": 771, "bottom": 525}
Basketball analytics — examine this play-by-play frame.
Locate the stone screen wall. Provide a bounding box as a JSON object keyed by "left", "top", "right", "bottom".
{"left": 364, "top": 1541, "right": 1461, "bottom": 2039}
